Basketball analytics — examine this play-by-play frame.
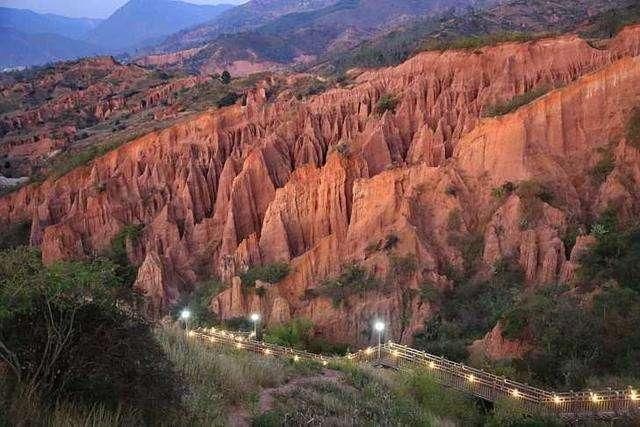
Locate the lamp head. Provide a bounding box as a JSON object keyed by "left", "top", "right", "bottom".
{"left": 374, "top": 321, "right": 385, "bottom": 332}
{"left": 180, "top": 309, "right": 191, "bottom": 320}
{"left": 250, "top": 313, "right": 260, "bottom": 322}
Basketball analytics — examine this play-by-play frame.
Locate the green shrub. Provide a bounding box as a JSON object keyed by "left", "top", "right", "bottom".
{"left": 483, "top": 86, "right": 550, "bottom": 117}
{"left": 240, "top": 262, "right": 290, "bottom": 286}
{"left": 488, "top": 398, "right": 562, "bottom": 427}
{"left": 382, "top": 233, "right": 400, "bottom": 251}
{"left": 399, "top": 369, "right": 484, "bottom": 425}
{"left": 590, "top": 146, "right": 615, "bottom": 184}
{"left": 376, "top": 94, "right": 398, "bottom": 114}
{"left": 264, "top": 318, "right": 348, "bottom": 355}
{"left": 492, "top": 181, "right": 516, "bottom": 200}
{"left": 223, "top": 316, "right": 253, "bottom": 332}
{"left": 264, "top": 318, "right": 313, "bottom": 349}
{"left": 498, "top": 280, "right": 640, "bottom": 389}
{"left": 216, "top": 91, "right": 239, "bottom": 108}
{"left": 220, "top": 70, "right": 231, "bottom": 85}
{"left": 501, "top": 308, "right": 528, "bottom": 340}
{"left": 0, "top": 220, "right": 31, "bottom": 250}
{"left": 172, "top": 278, "right": 223, "bottom": 327}
{"left": 447, "top": 209, "right": 462, "bottom": 230}
{"left": 515, "top": 180, "right": 554, "bottom": 229}
{"left": 415, "top": 258, "right": 523, "bottom": 361}
{"left": 627, "top": 108, "right": 640, "bottom": 148}
{"left": 448, "top": 232, "right": 484, "bottom": 275}
{"left": 318, "top": 262, "right": 381, "bottom": 306}
{"left": 419, "top": 281, "right": 440, "bottom": 303}
{"left": 388, "top": 254, "right": 418, "bottom": 284}
{"left": 578, "top": 208, "right": 640, "bottom": 292}
{"left": 292, "top": 76, "right": 327, "bottom": 99}
{"left": 0, "top": 247, "right": 183, "bottom": 425}
{"left": 106, "top": 224, "right": 144, "bottom": 291}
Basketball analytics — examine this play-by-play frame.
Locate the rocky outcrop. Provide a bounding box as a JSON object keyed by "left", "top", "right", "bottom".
{"left": 470, "top": 323, "right": 532, "bottom": 361}
{"left": 2, "top": 28, "right": 640, "bottom": 345}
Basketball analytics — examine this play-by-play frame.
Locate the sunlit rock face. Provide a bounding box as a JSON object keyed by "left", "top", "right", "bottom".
{"left": 2, "top": 26, "right": 640, "bottom": 346}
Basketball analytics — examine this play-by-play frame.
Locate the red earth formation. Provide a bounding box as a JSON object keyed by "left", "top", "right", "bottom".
{"left": 0, "top": 57, "right": 210, "bottom": 162}
{"left": 1, "top": 26, "right": 640, "bottom": 356}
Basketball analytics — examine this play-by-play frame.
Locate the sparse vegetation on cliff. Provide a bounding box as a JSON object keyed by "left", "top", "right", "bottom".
{"left": 483, "top": 86, "right": 550, "bottom": 117}
{"left": 415, "top": 258, "right": 524, "bottom": 361}
{"left": 0, "top": 220, "right": 31, "bottom": 250}
{"left": 240, "top": 262, "right": 290, "bottom": 287}
{"left": 376, "top": 94, "right": 398, "bottom": 114}
{"left": 590, "top": 146, "right": 616, "bottom": 184}
{"left": 627, "top": 108, "right": 640, "bottom": 148}
{"left": 422, "top": 31, "right": 540, "bottom": 52}
{"left": 515, "top": 180, "right": 554, "bottom": 230}
{"left": 318, "top": 262, "right": 381, "bottom": 306}
{"left": 491, "top": 181, "right": 516, "bottom": 200}
{"left": 500, "top": 283, "right": 640, "bottom": 389}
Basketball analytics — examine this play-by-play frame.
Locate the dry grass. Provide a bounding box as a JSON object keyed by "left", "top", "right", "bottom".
{"left": 155, "top": 327, "right": 319, "bottom": 424}
{"left": 253, "top": 361, "right": 441, "bottom": 426}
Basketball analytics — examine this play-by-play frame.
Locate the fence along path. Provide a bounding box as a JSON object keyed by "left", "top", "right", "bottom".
{"left": 189, "top": 327, "right": 639, "bottom": 421}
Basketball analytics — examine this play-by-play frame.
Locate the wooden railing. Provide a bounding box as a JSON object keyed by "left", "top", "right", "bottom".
{"left": 189, "top": 328, "right": 639, "bottom": 421}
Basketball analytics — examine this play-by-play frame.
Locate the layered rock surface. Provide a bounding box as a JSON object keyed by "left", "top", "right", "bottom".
{"left": 2, "top": 27, "right": 640, "bottom": 346}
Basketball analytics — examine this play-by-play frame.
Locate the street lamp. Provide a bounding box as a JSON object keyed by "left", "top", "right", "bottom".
{"left": 180, "top": 309, "right": 191, "bottom": 332}
{"left": 250, "top": 313, "right": 260, "bottom": 337}
{"left": 374, "top": 320, "right": 385, "bottom": 360}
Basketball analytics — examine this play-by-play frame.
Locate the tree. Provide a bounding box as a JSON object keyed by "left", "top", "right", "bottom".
{"left": 0, "top": 247, "right": 183, "bottom": 423}
{"left": 220, "top": 70, "right": 231, "bottom": 84}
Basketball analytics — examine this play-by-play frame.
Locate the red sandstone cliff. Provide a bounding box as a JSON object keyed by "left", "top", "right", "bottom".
{"left": 2, "top": 27, "right": 640, "bottom": 346}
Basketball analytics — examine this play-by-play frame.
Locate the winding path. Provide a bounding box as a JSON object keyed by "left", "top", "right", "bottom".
{"left": 189, "top": 328, "right": 639, "bottom": 422}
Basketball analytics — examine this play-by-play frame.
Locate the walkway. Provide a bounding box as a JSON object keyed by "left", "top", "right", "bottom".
{"left": 188, "top": 328, "right": 639, "bottom": 421}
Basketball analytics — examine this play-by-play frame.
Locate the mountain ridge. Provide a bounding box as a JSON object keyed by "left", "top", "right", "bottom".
{"left": 86, "top": 0, "right": 234, "bottom": 51}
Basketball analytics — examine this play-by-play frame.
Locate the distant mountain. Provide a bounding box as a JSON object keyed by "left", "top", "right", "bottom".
{"left": 322, "top": 0, "right": 640, "bottom": 73}
{"left": 0, "top": 7, "right": 101, "bottom": 39}
{"left": 156, "top": 0, "right": 340, "bottom": 52}
{"left": 86, "top": 0, "right": 234, "bottom": 51}
{"left": 0, "top": 27, "right": 101, "bottom": 68}
{"left": 148, "top": 0, "right": 493, "bottom": 74}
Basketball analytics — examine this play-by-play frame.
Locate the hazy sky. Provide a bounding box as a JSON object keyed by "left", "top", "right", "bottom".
{"left": 0, "top": 0, "right": 245, "bottom": 19}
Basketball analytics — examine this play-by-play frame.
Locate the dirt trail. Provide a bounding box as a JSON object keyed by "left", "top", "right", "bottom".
{"left": 227, "top": 368, "right": 344, "bottom": 426}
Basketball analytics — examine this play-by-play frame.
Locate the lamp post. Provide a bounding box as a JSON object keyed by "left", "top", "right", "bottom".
{"left": 180, "top": 309, "right": 191, "bottom": 332}
{"left": 250, "top": 313, "right": 260, "bottom": 338}
{"left": 374, "top": 321, "right": 385, "bottom": 360}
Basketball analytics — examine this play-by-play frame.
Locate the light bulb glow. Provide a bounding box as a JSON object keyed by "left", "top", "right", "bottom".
{"left": 235, "top": 342, "right": 243, "bottom": 349}
{"left": 322, "top": 360, "right": 328, "bottom": 366}
{"left": 250, "top": 313, "right": 260, "bottom": 322}
{"left": 511, "top": 389, "right": 520, "bottom": 398}
{"left": 180, "top": 309, "right": 191, "bottom": 319}
{"left": 590, "top": 393, "right": 599, "bottom": 403}
{"left": 264, "top": 349, "right": 272, "bottom": 355}
{"left": 293, "top": 355, "right": 300, "bottom": 362}
{"left": 374, "top": 321, "right": 385, "bottom": 332}
{"left": 468, "top": 374, "right": 476, "bottom": 383}
{"left": 553, "top": 395, "right": 562, "bottom": 405}
{"left": 428, "top": 361, "right": 436, "bottom": 369}
{"left": 630, "top": 389, "right": 638, "bottom": 401}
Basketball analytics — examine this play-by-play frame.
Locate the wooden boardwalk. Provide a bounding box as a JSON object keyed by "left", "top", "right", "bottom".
{"left": 189, "top": 328, "right": 639, "bottom": 422}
